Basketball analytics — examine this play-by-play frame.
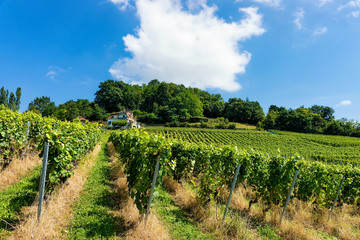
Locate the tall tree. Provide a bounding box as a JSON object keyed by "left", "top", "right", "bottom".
{"left": 8, "top": 92, "right": 16, "bottom": 111}
{"left": 0, "top": 87, "right": 8, "bottom": 107}
{"left": 15, "top": 87, "right": 21, "bottom": 111}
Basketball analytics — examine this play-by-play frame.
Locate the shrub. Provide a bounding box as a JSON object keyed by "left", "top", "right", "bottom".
{"left": 215, "top": 122, "right": 226, "bottom": 129}
{"left": 112, "top": 120, "right": 128, "bottom": 128}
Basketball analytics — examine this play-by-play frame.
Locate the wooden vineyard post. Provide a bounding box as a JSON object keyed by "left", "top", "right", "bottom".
{"left": 223, "top": 163, "right": 241, "bottom": 221}
{"left": 280, "top": 169, "right": 299, "bottom": 224}
{"left": 329, "top": 175, "right": 346, "bottom": 219}
{"left": 145, "top": 155, "right": 161, "bottom": 223}
{"left": 37, "top": 142, "right": 50, "bottom": 226}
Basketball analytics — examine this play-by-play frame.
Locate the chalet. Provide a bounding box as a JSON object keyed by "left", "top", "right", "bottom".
{"left": 107, "top": 110, "right": 140, "bottom": 128}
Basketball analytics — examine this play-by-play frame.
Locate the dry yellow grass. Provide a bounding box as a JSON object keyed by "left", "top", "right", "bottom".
{"left": 0, "top": 151, "right": 41, "bottom": 192}
{"left": 125, "top": 214, "right": 170, "bottom": 240}
{"left": 230, "top": 184, "right": 360, "bottom": 240}
{"left": 162, "top": 177, "right": 261, "bottom": 239}
{"left": 8, "top": 144, "right": 101, "bottom": 240}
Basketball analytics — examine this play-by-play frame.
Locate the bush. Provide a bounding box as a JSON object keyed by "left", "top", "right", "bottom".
{"left": 179, "top": 122, "right": 191, "bottom": 127}
{"left": 227, "top": 123, "right": 236, "bottom": 129}
{"left": 215, "top": 122, "right": 226, "bottom": 129}
{"left": 112, "top": 120, "right": 128, "bottom": 128}
{"left": 200, "top": 122, "right": 208, "bottom": 128}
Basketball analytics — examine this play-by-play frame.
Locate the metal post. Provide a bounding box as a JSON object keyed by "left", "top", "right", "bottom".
{"left": 223, "top": 163, "right": 241, "bottom": 221}
{"left": 24, "top": 121, "right": 30, "bottom": 145}
{"left": 145, "top": 155, "right": 161, "bottom": 222}
{"left": 329, "top": 175, "right": 346, "bottom": 218}
{"left": 280, "top": 169, "right": 299, "bottom": 224}
{"left": 37, "top": 142, "right": 50, "bottom": 225}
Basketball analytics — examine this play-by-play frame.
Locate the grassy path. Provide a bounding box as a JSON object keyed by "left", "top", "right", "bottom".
{"left": 0, "top": 166, "right": 41, "bottom": 238}
{"left": 66, "top": 140, "right": 125, "bottom": 239}
{"left": 154, "top": 186, "right": 214, "bottom": 240}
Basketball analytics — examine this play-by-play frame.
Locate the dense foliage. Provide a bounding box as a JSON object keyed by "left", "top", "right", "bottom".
{"left": 145, "top": 127, "right": 360, "bottom": 164}
{"left": 94, "top": 79, "right": 264, "bottom": 124}
{"left": 109, "top": 130, "right": 171, "bottom": 213}
{"left": 0, "top": 106, "right": 102, "bottom": 188}
{"left": 110, "top": 129, "right": 360, "bottom": 211}
{"left": 28, "top": 97, "right": 107, "bottom": 122}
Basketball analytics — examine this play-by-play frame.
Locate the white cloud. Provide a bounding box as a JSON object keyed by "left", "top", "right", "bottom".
{"left": 336, "top": 100, "right": 352, "bottom": 107}
{"left": 110, "top": 0, "right": 131, "bottom": 10}
{"left": 247, "top": 0, "right": 281, "bottom": 7}
{"left": 319, "top": 0, "right": 332, "bottom": 7}
{"left": 313, "top": 26, "right": 328, "bottom": 35}
{"left": 348, "top": 10, "right": 360, "bottom": 17}
{"left": 45, "top": 66, "right": 68, "bottom": 81}
{"left": 338, "top": 0, "right": 360, "bottom": 11}
{"left": 293, "top": 8, "right": 305, "bottom": 30}
{"left": 109, "top": 0, "right": 265, "bottom": 91}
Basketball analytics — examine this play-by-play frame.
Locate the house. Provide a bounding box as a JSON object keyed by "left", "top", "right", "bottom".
{"left": 74, "top": 116, "right": 88, "bottom": 124}
{"left": 107, "top": 110, "right": 139, "bottom": 128}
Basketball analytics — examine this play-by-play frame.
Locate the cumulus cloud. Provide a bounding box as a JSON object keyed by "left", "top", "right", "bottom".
{"left": 109, "top": 0, "right": 265, "bottom": 91}
{"left": 110, "top": 0, "right": 131, "bottom": 10}
{"left": 250, "top": 0, "right": 281, "bottom": 7}
{"left": 336, "top": 100, "right": 352, "bottom": 107}
{"left": 293, "top": 8, "right": 305, "bottom": 30}
{"left": 313, "top": 26, "right": 328, "bottom": 35}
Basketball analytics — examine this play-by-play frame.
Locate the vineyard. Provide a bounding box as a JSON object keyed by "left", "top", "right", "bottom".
{"left": 2, "top": 109, "right": 360, "bottom": 239}
{"left": 0, "top": 107, "right": 101, "bottom": 237}
{"left": 144, "top": 127, "right": 360, "bottom": 164}
{"left": 110, "top": 129, "right": 360, "bottom": 209}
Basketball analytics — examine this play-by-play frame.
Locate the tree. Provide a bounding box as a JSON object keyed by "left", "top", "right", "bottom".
{"left": 8, "top": 92, "right": 16, "bottom": 111}
{"left": 15, "top": 87, "right": 21, "bottom": 111}
{"left": 28, "top": 96, "right": 56, "bottom": 116}
{"left": 0, "top": 87, "right": 8, "bottom": 107}
{"left": 310, "top": 105, "right": 334, "bottom": 121}
{"left": 94, "top": 80, "right": 126, "bottom": 113}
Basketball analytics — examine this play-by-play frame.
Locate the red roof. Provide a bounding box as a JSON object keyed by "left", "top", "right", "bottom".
{"left": 74, "top": 116, "right": 88, "bottom": 121}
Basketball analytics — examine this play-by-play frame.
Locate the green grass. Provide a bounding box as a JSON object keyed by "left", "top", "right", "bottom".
{"left": 0, "top": 165, "right": 41, "bottom": 237}
{"left": 67, "top": 138, "right": 125, "bottom": 240}
{"left": 153, "top": 186, "right": 213, "bottom": 240}
{"left": 257, "top": 226, "right": 283, "bottom": 240}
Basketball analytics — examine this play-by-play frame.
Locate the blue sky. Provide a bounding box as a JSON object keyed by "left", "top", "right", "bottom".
{"left": 1, "top": 0, "right": 359, "bottom": 120}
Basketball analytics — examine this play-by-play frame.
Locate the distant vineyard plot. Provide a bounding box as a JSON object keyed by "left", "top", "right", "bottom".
{"left": 144, "top": 127, "right": 360, "bottom": 164}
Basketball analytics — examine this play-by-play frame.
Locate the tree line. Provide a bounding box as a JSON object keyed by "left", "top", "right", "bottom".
{"left": 258, "top": 105, "right": 360, "bottom": 137}
{"left": 3, "top": 79, "right": 359, "bottom": 138}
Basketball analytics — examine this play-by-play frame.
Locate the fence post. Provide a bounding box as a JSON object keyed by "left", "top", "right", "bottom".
{"left": 37, "top": 142, "right": 50, "bottom": 226}
{"left": 329, "top": 175, "right": 346, "bottom": 219}
{"left": 223, "top": 163, "right": 241, "bottom": 221}
{"left": 280, "top": 169, "right": 299, "bottom": 224}
{"left": 145, "top": 155, "right": 161, "bottom": 222}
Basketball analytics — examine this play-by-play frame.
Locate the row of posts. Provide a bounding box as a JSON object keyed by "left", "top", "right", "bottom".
{"left": 146, "top": 158, "right": 347, "bottom": 224}
{"left": 35, "top": 144, "right": 348, "bottom": 226}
